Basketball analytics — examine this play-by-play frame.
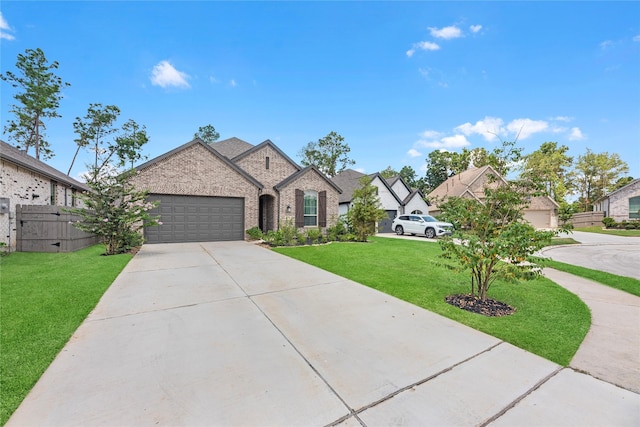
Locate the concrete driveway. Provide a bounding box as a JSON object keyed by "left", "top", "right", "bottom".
{"left": 541, "top": 230, "right": 640, "bottom": 279}
{"left": 8, "top": 241, "right": 639, "bottom": 426}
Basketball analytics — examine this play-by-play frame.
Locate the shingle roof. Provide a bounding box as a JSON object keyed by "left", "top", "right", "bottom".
{"left": 428, "top": 165, "right": 503, "bottom": 201}
{"left": 274, "top": 165, "right": 343, "bottom": 193}
{"left": 208, "top": 137, "right": 254, "bottom": 159}
{"left": 331, "top": 169, "right": 366, "bottom": 203}
{"left": 0, "top": 140, "right": 91, "bottom": 191}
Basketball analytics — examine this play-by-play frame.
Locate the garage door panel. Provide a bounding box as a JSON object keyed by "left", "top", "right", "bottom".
{"left": 145, "top": 194, "right": 244, "bottom": 243}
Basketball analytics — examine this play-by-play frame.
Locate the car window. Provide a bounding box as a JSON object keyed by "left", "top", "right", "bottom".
{"left": 422, "top": 216, "right": 436, "bottom": 222}
{"left": 399, "top": 215, "right": 409, "bottom": 220}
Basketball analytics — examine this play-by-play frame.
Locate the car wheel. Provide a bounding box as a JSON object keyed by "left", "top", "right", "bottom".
{"left": 395, "top": 225, "right": 404, "bottom": 235}
{"left": 425, "top": 228, "right": 436, "bottom": 239}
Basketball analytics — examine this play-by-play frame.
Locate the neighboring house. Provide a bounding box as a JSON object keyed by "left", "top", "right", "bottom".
{"left": 130, "top": 137, "right": 342, "bottom": 243}
{"left": 427, "top": 165, "right": 559, "bottom": 229}
{"left": 593, "top": 178, "right": 640, "bottom": 222}
{"left": 0, "top": 139, "right": 90, "bottom": 249}
{"left": 331, "top": 169, "right": 430, "bottom": 233}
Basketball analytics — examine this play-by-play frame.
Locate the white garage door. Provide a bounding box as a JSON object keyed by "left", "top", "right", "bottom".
{"left": 145, "top": 194, "right": 244, "bottom": 243}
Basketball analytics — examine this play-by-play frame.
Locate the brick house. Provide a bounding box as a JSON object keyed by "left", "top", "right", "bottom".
{"left": 427, "top": 165, "right": 559, "bottom": 229}
{"left": 593, "top": 178, "right": 640, "bottom": 222}
{"left": 130, "top": 137, "right": 342, "bottom": 243}
{"left": 0, "top": 139, "right": 90, "bottom": 249}
{"left": 331, "top": 169, "right": 430, "bottom": 233}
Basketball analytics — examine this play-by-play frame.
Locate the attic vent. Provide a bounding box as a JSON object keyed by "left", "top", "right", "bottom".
{"left": 266, "top": 156, "right": 270, "bottom": 170}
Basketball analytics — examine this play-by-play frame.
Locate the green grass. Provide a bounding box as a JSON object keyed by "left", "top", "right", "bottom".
{"left": 548, "top": 237, "right": 580, "bottom": 246}
{"left": 575, "top": 226, "right": 640, "bottom": 237}
{"left": 274, "top": 237, "right": 590, "bottom": 367}
{"left": 543, "top": 259, "right": 640, "bottom": 297}
{"left": 0, "top": 246, "right": 132, "bottom": 426}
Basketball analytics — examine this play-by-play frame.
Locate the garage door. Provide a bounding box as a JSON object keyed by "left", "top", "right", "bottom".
{"left": 524, "top": 210, "right": 550, "bottom": 229}
{"left": 379, "top": 210, "right": 397, "bottom": 233}
{"left": 145, "top": 194, "right": 244, "bottom": 243}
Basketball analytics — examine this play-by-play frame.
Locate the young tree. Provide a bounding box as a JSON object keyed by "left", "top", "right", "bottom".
{"left": 67, "top": 105, "right": 157, "bottom": 255}
{"left": 67, "top": 171, "right": 160, "bottom": 255}
{"left": 1, "top": 48, "right": 70, "bottom": 160}
{"left": 347, "top": 176, "right": 388, "bottom": 242}
{"left": 520, "top": 142, "right": 573, "bottom": 203}
{"left": 299, "top": 131, "right": 355, "bottom": 177}
{"left": 571, "top": 149, "right": 629, "bottom": 211}
{"left": 438, "top": 177, "right": 557, "bottom": 303}
{"left": 194, "top": 124, "right": 220, "bottom": 144}
{"left": 69, "top": 103, "right": 121, "bottom": 181}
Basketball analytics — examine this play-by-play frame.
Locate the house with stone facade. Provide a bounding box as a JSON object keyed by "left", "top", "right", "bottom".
{"left": 331, "top": 169, "right": 430, "bottom": 233}
{"left": 593, "top": 178, "right": 640, "bottom": 222}
{"left": 427, "top": 165, "right": 559, "bottom": 229}
{"left": 0, "top": 139, "right": 90, "bottom": 249}
{"left": 131, "top": 137, "right": 342, "bottom": 243}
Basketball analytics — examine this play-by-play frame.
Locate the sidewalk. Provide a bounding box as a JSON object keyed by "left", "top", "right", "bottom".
{"left": 7, "top": 241, "right": 639, "bottom": 426}
{"left": 543, "top": 268, "right": 640, "bottom": 393}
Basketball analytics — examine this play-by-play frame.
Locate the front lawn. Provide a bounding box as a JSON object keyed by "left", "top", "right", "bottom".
{"left": 274, "top": 237, "right": 590, "bottom": 367}
{"left": 575, "top": 226, "right": 640, "bottom": 237}
{"left": 0, "top": 246, "right": 132, "bottom": 426}
{"left": 543, "top": 259, "right": 640, "bottom": 297}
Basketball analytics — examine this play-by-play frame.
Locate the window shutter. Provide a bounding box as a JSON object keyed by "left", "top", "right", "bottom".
{"left": 295, "top": 189, "right": 304, "bottom": 227}
{"left": 319, "top": 191, "right": 327, "bottom": 227}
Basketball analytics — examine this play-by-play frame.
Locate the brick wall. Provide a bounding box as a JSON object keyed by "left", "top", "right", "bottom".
{"left": 235, "top": 145, "right": 299, "bottom": 198}
{"left": 278, "top": 168, "right": 340, "bottom": 231}
{"left": 1, "top": 159, "right": 83, "bottom": 249}
{"left": 130, "top": 143, "right": 261, "bottom": 232}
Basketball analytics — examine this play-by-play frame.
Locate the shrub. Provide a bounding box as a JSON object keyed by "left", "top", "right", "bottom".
{"left": 279, "top": 217, "right": 298, "bottom": 246}
{"left": 296, "top": 233, "right": 307, "bottom": 245}
{"left": 602, "top": 217, "right": 616, "bottom": 229}
{"left": 326, "top": 214, "right": 351, "bottom": 241}
{"left": 263, "top": 230, "right": 284, "bottom": 246}
{"left": 246, "top": 226, "right": 263, "bottom": 240}
{"left": 305, "top": 228, "right": 322, "bottom": 244}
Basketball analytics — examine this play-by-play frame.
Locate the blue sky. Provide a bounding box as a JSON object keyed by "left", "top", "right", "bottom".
{"left": 1, "top": 1, "right": 639, "bottom": 181}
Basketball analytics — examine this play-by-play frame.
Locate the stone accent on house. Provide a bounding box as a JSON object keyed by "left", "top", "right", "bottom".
{"left": 278, "top": 168, "right": 340, "bottom": 230}
{"left": 130, "top": 143, "right": 261, "bottom": 233}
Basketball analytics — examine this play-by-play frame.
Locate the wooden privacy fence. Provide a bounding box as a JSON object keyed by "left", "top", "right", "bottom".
{"left": 570, "top": 211, "right": 605, "bottom": 228}
{"left": 16, "top": 205, "right": 99, "bottom": 252}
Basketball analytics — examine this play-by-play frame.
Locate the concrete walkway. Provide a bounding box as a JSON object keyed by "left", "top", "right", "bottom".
{"left": 7, "top": 241, "right": 640, "bottom": 426}
{"left": 544, "top": 268, "right": 640, "bottom": 393}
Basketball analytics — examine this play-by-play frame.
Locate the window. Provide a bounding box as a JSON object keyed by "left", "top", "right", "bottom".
{"left": 411, "top": 210, "right": 423, "bottom": 214}
{"left": 630, "top": 196, "right": 640, "bottom": 219}
{"left": 50, "top": 182, "right": 57, "bottom": 205}
{"left": 71, "top": 189, "right": 77, "bottom": 207}
{"left": 266, "top": 156, "right": 270, "bottom": 170}
{"left": 304, "top": 190, "right": 318, "bottom": 226}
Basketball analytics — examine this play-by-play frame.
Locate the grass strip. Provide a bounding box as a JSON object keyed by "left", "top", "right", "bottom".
{"left": 543, "top": 259, "right": 640, "bottom": 297}
{"left": 0, "top": 245, "right": 132, "bottom": 426}
{"left": 575, "top": 226, "right": 640, "bottom": 237}
{"left": 274, "top": 237, "right": 590, "bottom": 367}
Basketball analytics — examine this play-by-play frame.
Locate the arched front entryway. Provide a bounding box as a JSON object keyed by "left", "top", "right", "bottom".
{"left": 259, "top": 194, "right": 276, "bottom": 232}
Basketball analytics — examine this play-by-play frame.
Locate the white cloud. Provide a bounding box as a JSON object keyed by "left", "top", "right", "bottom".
{"left": 455, "top": 116, "right": 505, "bottom": 141}
{"left": 633, "top": 35, "right": 640, "bottom": 42}
{"left": 599, "top": 40, "right": 613, "bottom": 49}
{"left": 420, "top": 130, "right": 442, "bottom": 139}
{"left": 419, "top": 134, "right": 470, "bottom": 149}
{"left": 229, "top": 79, "right": 237, "bottom": 87}
{"left": 552, "top": 116, "right": 572, "bottom": 122}
{"left": 568, "top": 127, "right": 585, "bottom": 141}
{"left": 407, "top": 148, "right": 422, "bottom": 158}
{"left": 407, "top": 41, "right": 440, "bottom": 57}
{"left": 0, "top": 12, "right": 15, "bottom": 40}
{"left": 470, "top": 25, "right": 482, "bottom": 33}
{"left": 429, "top": 25, "right": 462, "bottom": 40}
{"left": 209, "top": 75, "right": 220, "bottom": 84}
{"left": 506, "top": 118, "right": 549, "bottom": 139}
{"left": 150, "top": 60, "right": 190, "bottom": 88}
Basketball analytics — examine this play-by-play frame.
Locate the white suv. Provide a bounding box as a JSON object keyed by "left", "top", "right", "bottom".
{"left": 391, "top": 215, "right": 454, "bottom": 239}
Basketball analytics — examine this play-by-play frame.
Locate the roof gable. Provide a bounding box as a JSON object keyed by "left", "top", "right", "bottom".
{"left": 275, "top": 165, "right": 342, "bottom": 193}
{"left": 0, "top": 140, "right": 90, "bottom": 191}
{"left": 428, "top": 165, "right": 505, "bottom": 200}
{"left": 231, "top": 139, "right": 301, "bottom": 171}
{"left": 135, "top": 139, "right": 263, "bottom": 189}
{"left": 331, "top": 169, "right": 366, "bottom": 203}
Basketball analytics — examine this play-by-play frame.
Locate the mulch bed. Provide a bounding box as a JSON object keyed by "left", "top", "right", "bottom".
{"left": 445, "top": 294, "right": 515, "bottom": 317}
